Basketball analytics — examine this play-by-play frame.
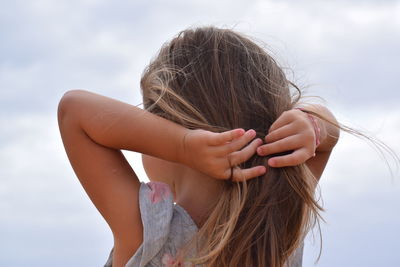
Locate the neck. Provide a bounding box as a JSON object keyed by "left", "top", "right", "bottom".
{"left": 174, "top": 167, "right": 223, "bottom": 227}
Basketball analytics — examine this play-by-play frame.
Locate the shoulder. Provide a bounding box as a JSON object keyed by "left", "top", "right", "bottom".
{"left": 105, "top": 182, "right": 198, "bottom": 267}
{"left": 140, "top": 181, "right": 198, "bottom": 243}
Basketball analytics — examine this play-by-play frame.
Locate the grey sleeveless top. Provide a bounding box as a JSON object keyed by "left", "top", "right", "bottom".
{"left": 104, "top": 182, "right": 303, "bottom": 267}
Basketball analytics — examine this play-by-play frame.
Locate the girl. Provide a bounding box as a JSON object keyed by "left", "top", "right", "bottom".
{"left": 58, "top": 27, "right": 339, "bottom": 267}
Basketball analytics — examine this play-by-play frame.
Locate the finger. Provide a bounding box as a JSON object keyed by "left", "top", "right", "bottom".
{"left": 209, "top": 128, "right": 245, "bottom": 145}
{"left": 257, "top": 135, "right": 303, "bottom": 156}
{"left": 223, "top": 129, "right": 257, "bottom": 154}
{"left": 268, "top": 110, "right": 297, "bottom": 133}
{"left": 231, "top": 166, "right": 267, "bottom": 182}
{"left": 268, "top": 148, "right": 310, "bottom": 167}
{"left": 229, "top": 138, "right": 263, "bottom": 165}
{"left": 265, "top": 124, "right": 296, "bottom": 143}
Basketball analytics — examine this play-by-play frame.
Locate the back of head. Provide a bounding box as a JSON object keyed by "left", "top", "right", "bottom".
{"left": 141, "top": 26, "right": 322, "bottom": 267}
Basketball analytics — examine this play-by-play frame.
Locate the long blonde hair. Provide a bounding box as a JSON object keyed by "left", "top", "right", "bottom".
{"left": 141, "top": 26, "right": 323, "bottom": 267}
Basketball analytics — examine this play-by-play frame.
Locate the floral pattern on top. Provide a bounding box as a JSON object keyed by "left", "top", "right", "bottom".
{"left": 162, "top": 253, "right": 194, "bottom": 267}
{"left": 104, "top": 182, "right": 303, "bottom": 267}
{"left": 147, "top": 181, "right": 171, "bottom": 204}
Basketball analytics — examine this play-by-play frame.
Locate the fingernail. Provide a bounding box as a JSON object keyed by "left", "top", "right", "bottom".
{"left": 246, "top": 129, "right": 256, "bottom": 137}
{"left": 237, "top": 128, "right": 245, "bottom": 135}
{"left": 268, "top": 158, "right": 275, "bottom": 166}
{"left": 260, "top": 166, "right": 267, "bottom": 174}
{"left": 257, "top": 147, "right": 263, "bottom": 155}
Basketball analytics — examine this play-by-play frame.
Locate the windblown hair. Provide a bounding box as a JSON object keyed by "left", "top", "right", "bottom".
{"left": 141, "top": 27, "right": 324, "bottom": 267}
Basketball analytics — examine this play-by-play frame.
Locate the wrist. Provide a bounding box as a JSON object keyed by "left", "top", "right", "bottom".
{"left": 314, "top": 116, "right": 328, "bottom": 152}
{"left": 295, "top": 105, "right": 339, "bottom": 152}
{"left": 294, "top": 107, "right": 321, "bottom": 148}
{"left": 176, "top": 128, "right": 191, "bottom": 165}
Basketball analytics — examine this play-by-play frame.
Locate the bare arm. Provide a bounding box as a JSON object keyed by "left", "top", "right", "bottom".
{"left": 257, "top": 104, "right": 340, "bottom": 180}
{"left": 58, "top": 90, "right": 153, "bottom": 266}
{"left": 301, "top": 104, "right": 340, "bottom": 179}
{"left": 58, "top": 89, "right": 264, "bottom": 266}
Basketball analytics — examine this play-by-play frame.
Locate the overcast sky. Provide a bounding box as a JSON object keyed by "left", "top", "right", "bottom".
{"left": 1, "top": 0, "right": 399, "bottom": 266}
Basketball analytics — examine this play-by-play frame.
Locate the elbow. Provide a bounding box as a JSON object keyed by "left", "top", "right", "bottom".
{"left": 57, "top": 89, "right": 86, "bottom": 126}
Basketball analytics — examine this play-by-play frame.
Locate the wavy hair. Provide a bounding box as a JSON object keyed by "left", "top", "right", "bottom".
{"left": 140, "top": 26, "right": 324, "bottom": 267}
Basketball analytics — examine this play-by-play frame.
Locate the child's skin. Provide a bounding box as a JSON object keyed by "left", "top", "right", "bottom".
{"left": 58, "top": 90, "right": 339, "bottom": 267}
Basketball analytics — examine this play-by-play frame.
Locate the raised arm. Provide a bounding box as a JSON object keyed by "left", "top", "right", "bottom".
{"left": 58, "top": 90, "right": 265, "bottom": 179}
{"left": 300, "top": 104, "right": 340, "bottom": 179}
{"left": 57, "top": 89, "right": 264, "bottom": 266}
{"left": 58, "top": 90, "right": 152, "bottom": 266}
{"left": 257, "top": 104, "right": 340, "bottom": 180}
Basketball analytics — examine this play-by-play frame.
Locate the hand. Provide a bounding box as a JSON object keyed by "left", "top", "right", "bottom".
{"left": 181, "top": 128, "right": 267, "bottom": 181}
{"left": 256, "top": 109, "right": 318, "bottom": 167}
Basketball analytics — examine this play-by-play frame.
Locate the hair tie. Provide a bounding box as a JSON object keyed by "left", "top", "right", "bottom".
{"left": 295, "top": 108, "right": 321, "bottom": 147}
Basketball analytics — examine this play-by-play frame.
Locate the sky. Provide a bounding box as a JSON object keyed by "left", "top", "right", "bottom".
{"left": 1, "top": 0, "right": 399, "bottom": 266}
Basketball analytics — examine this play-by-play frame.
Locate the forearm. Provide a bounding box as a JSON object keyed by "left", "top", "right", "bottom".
{"left": 58, "top": 89, "right": 187, "bottom": 162}
{"left": 302, "top": 104, "right": 340, "bottom": 152}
